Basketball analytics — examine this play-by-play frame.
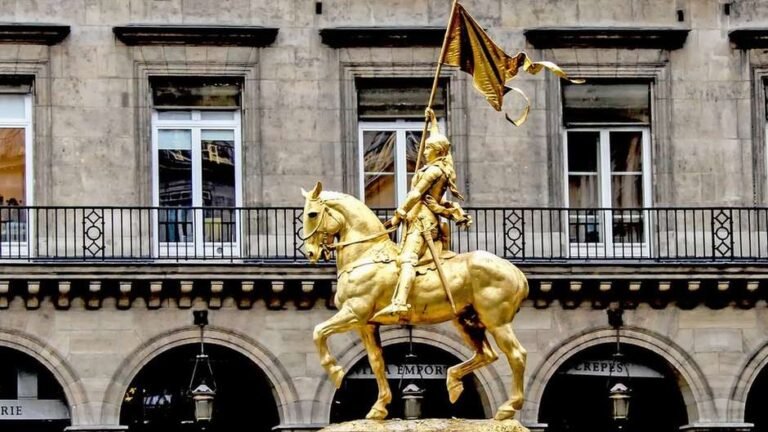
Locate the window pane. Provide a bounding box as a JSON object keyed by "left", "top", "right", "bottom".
{"left": 0, "top": 95, "right": 25, "bottom": 119}
{"left": 0, "top": 128, "right": 25, "bottom": 206}
{"left": 201, "top": 111, "right": 235, "bottom": 121}
{"left": 563, "top": 82, "right": 650, "bottom": 124}
{"left": 364, "top": 174, "right": 396, "bottom": 208}
{"left": 202, "top": 129, "right": 236, "bottom": 242}
{"left": 158, "top": 110, "right": 192, "bottom": 120}
{"left": 201, "top": 129, "right": 236, "bottom": 206}
{"left": 151, "top": 76, "right": 242, "bottom": 107}
{"left": 611, "top": 174, "right": 643, "bottom": 208}
{"left": 405, "top": 131, "right": 422, "bottom": 173}
{"left": 158, "top": 129, "right": 191, "bottom": 150}
{"left": 0, "top": 128, "right": 26, "bottom": 243}
{"left": 363, "top": 131, "right": 395, "bottom": 173}
{"left": 568, "top": 175, "right": 599, "bottom": 208}
{"left": 158, "top": 148, "right": 192, "bottom": 243}
{"left": 567, "top": 132, "right": 599, "bottom": 172}
{"left": 610, "top": 132, "right": 643, "bottom": 172}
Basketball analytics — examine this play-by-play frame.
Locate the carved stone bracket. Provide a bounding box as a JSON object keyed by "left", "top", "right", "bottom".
{"left": 148, "top": 281, "right": 163, "bottom": 309}
{"left": 26, "top": 281, "right": 40, "bottom": 310}
{"left": 0, "top": 281, "right": 9, "bottom": 309}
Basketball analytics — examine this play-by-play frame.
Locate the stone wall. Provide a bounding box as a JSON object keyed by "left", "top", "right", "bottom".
{"left": 0, "top": 0, "right": 762, "bottom": 207}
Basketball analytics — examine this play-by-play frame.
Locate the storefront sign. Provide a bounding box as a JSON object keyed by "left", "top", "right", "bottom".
{"left": 0, "top": 400, "right": 70, "bottom": 420}
{"left": 348, "top": 363, "right": 448, "bottom": 379}
{"left": 567, "top": 360, "right": 663, "bottom": 378}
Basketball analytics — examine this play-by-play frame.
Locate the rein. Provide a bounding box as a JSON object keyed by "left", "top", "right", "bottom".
{"left": 304, "top": 199, "right": 397, "bottom": 260}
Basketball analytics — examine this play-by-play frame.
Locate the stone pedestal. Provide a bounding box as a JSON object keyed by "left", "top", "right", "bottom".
{"left": 319, "top": 419, "right": 530, "bottom": 432}
{"left": 64, "top": 426, "right": 128, "bottom": 432}
{"left": 680, "top": 423, "right": 753, "bottom": 432}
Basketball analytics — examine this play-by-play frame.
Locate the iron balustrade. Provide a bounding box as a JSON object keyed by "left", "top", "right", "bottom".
{"left": 0, "top": 206, "right": 765, "bottom": 262}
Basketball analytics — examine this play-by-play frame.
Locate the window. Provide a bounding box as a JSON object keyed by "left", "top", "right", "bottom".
{"left": 563, "top": 81, "right": 652, "bottom": 257}
{"left": 0, "top": 78, "right": 32, "bottom": 257}
{"left": 357, "top": 78, "right": 447, "bottom": 207}
{"left": 150, "top": 77, "right": 242, "bottom": 257}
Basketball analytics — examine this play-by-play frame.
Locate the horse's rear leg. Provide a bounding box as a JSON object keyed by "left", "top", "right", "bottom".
{"left": 313, "top": 305, "right": 360, "bottom": 388}
{"left": 489, "top": 323, "right": 527, "bottom": 420}
{"left": 447, "top": 318, "right": 499, "bottom": 404}
{"left": 358, "top": 324, "right": 391, "bottom": 420}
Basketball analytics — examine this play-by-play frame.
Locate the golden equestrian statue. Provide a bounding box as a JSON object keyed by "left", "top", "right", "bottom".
{"left": 304, "top": 0, "right": 581, "bottom": 425}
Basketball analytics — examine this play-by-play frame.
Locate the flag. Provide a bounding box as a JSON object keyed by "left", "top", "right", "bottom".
{"left": 442, "top": 3, "right": 583, "bottom": 125}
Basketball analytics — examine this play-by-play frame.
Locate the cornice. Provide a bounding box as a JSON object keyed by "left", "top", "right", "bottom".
{"left": 113, "top": 24, "right": 279, "bottom": 47}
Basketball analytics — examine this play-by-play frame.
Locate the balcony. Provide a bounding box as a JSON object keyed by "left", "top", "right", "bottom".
{"left": 0, "top": 206, "right": 764, "bottom": 263}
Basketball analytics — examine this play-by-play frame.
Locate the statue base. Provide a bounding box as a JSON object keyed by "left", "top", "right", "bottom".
{"left": 319, "top": 419, "right": 530, "bottom": 432}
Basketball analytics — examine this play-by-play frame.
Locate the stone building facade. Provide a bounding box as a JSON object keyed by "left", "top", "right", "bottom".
{"left": 0, "top": 1, "right": 768, "bottom": 432}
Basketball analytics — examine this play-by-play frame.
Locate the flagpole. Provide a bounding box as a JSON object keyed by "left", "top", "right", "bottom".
{"left": 414, "top": 0, "right": 459, "bottom": 172}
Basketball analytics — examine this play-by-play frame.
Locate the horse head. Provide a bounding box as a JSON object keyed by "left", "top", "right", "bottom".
{"left": 301, "top": 182, "right": 344, "bottom": 263}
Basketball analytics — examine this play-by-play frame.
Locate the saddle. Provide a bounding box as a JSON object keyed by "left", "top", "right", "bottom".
{"left": 414, "top": 221, "right": 457, "bottom": 275}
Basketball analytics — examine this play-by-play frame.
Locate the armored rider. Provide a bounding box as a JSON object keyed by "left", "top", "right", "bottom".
{"left": 373, "top": 108, "right": 471, "bottom": 319}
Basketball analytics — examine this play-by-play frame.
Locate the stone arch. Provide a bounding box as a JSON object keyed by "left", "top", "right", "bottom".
{"left": 727, "top": 340, "right": 768, "bottom": 421}
{"left": 0, "top": 329, "right": 89, "bottom": 424}
{"left": 310, "top": 325, "right": 507, "bottom": 423}
{"left": 523, "top": 326, "right": 715, "bottom": 425}
{"left": 100, "top": 326, "right": 301, "bottom": 426}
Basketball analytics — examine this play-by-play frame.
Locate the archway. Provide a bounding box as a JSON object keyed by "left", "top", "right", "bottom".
{"left": 0, "top": 346, "right": 71, "bottom": 432}
{"left": 119, "top": 343, "right": 279, "bottom": 432}
{"left": 744, "top": 363, "right": 768, "bottom": 431}
{"left": 330, "top": 342, "right": 485, "bottom": 422}
{"left": 538, "top": 343, "right": 687, "bottom": 432}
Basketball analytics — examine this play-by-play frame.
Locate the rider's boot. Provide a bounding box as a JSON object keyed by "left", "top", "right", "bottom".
{"left": 373, "top": 261, "right": 415, "bottom": 319}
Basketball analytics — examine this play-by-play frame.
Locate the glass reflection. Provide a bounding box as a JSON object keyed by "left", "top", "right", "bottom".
{"left": 158, "top": 130, "right": 192, "bottom": 243}
{"left": 202, "top": 130, "right": 236, "bottom": 242}
{"left": 0, "top": 128, "right": 26, "bottom": 242}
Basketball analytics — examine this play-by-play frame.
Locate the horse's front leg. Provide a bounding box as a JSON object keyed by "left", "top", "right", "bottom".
{"left": 359, "top": 324, "right": 391, "bottom": 420}
{"left": 313, "top": 305, "right": 360, "bottom": 388}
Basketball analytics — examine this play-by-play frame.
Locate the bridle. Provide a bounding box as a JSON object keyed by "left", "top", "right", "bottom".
{"left": 302, "top": 198, "right": 397, "bottom": 261}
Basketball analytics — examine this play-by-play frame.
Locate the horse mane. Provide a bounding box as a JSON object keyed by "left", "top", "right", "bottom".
{"left": 319, "top": 190, "right": 385, "bottom": 229}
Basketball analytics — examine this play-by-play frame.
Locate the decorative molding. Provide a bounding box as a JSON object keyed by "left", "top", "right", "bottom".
{"left": 113, "top": 25, "right": 278, "bottom": 47}
{"left": 87, "top": 281, "right": 102, "bottom": 310}
{"left": 730, "top": 28, "right": 768, "bottom": 49}
{"left": 0, "top": 23, "right": 70, "bottom": 45}
{"left": 319, "top": 27, "right": 444, "bottom": 48}
{"left": 57, "top": 281, "right": 70, "bottom": 309}
{"left": 209, "top": 280, "right": 224, "bottom": 309}
{"left": 0, "top": 281, "right": 8, "bottom": 309}
{"left": 26, "top": 281, "right": 40, "bottom": 310}
{"left": 524, "top": 27, "right": 690, "bottom": 50}
{"left": 118, "top": 281, "right": 132, "bottom": 309}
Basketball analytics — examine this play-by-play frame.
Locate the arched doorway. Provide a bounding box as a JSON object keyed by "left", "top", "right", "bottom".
{"left": 745, "top": 362, "right": 768, "bottom": 431}
{"left": 119, "top": 343, "right": 279, "bottom": 432}
{"left": 330, "top": 342, "right": 486, "bottom": 422}
{"left": 0, "top": 346, "right": 70, "bottom": 432}
{"left": 539, "top": 343, "right": 687, "bottom": 432}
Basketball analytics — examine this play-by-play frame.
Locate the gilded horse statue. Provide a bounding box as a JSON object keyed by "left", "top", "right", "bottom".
{"left": 302, "top": 182, "right": 529, "bottom": 421}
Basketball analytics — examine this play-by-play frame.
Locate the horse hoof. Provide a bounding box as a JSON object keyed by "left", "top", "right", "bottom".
{"left": 447, "top": 380, "right": 464, "bottom": 404}
{"left": 365, "top": 407, "right": 388, "bottom": 420}
{"left": 329, "top": 365, "right": 346, "bottom": 389}
{"left": 494, "top": 407, "right": 517, "bottom": 421}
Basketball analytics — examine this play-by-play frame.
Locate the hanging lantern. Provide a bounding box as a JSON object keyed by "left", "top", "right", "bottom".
{"left": 192, "top": 379, "right": 216, "bottom": 422}
{"left": 188, "top": 311, "right": 217, "bottom": 424}
{"left": 609, "top": 382, "right": 631, "bottom": 422}
{"left": 402, "top": 383, "right": 424, "bottom": 420}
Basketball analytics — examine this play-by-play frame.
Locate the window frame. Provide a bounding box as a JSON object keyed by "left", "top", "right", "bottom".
{"left": 563, "top": 125, "right": 652, "bottom": 257}
{"left": 151, "top": 109, "right": 243, "bottom": 257}
{"left": 0, "top": 93, "right": 33, "bottom": 256}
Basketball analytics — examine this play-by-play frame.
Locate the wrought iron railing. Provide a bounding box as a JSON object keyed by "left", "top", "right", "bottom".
{"left": 0, "top": 206, "right": 765, "bottom": 262}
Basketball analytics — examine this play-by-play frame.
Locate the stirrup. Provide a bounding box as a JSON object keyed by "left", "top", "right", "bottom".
{"left": 373, "top": 303, "right": 411, "bottom": 319}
